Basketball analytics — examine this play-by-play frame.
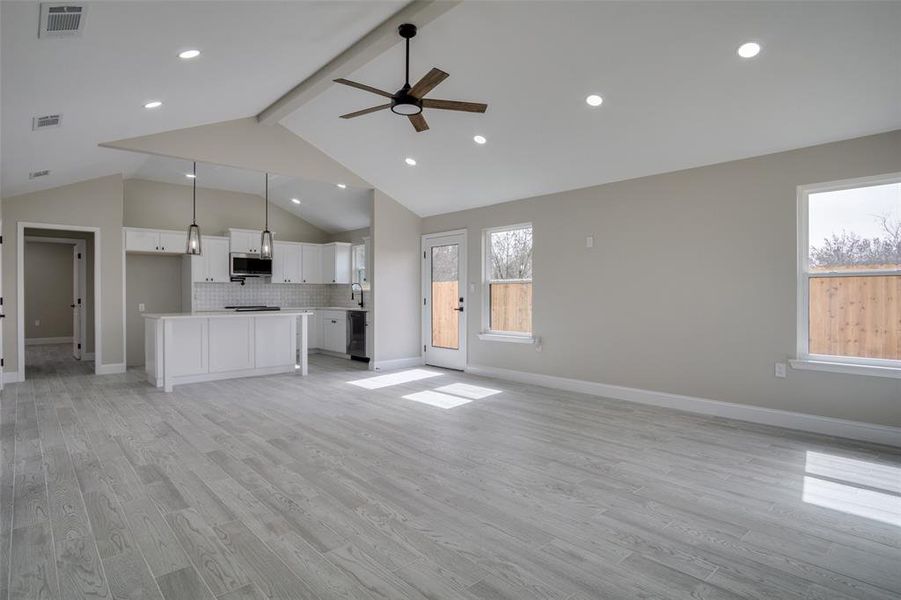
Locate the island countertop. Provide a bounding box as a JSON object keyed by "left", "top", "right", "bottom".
{"left": 143, "top": 310, "right": 315, "bottom": 319}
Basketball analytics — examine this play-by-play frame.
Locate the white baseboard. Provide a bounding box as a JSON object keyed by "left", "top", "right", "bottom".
{"left": 373, "top": 356, "right": 425, "bottom": 371}
{"left": 96, "top": 363, "right": 126, "bottom": 375}
{"left": 465, "top": 364, "right": 901, "bottom": 448}
{"left": 2, "top": 371, "right": 23, "bottom": 384}
{"left": 25, "top": 337, "right": 73, "bottom": 346}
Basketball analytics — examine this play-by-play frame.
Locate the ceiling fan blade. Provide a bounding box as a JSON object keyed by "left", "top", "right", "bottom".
{"left": 409, "top": 113, "right": 429, "bottom": 132}
{"left": 333, "top": 78, "right": 393, "bottom": 98}
{"left": 409, "top": 68, "right": 449, "bottom": 99}
{"left": 339, "top": 104, "right": 391, "bottom": 119}
{"left": 422, "top": 99, "right": 487, "bottom": 113}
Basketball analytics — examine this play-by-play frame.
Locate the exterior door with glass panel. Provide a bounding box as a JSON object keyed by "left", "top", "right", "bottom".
{"left": 422, "top": 231, "right": 466, "bottom": 370}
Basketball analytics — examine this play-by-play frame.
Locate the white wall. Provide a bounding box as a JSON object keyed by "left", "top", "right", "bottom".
{"left": 422, "top": 129, "right": 901, "bottom": 428}
{"left": 3, "top": 175, "right": 125, "bottom": 374}
{"left": 372, "top": 190, "right": 421, "bottom": 366}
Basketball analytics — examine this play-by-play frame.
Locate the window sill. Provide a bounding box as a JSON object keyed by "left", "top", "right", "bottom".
{"left": 478, "top": 332, "right": 535, "bottom": 344}
{"left": 789, "top": 358, "right": 901, "bottom": 380}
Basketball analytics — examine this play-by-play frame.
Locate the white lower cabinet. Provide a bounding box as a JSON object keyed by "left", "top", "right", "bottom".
{"left": 320, "top": 310, "right": 347, "bottom": 354}
{"left": 208, "top": 317, "right": 254, "bottom": 373}
{"left": 303, "top": 312, "right": 322, "bottom": 350}
{"left": 255, "top": 316, "right": 295, "bottom": 368}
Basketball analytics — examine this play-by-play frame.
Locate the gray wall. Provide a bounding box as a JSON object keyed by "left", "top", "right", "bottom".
{"left": 3, "top": 175, "right": 125, "bottom": 373}
{"left": 124, "top": 178, "right": 331, "bottom": 242}
{"left": 126, "top": 254, "right": 183, "bottom": 366}
{"left": 372, "top": 191, "right": 421, "bottom": 365}
{"left": 422, "top": 129, "right": 901, "bottom": 428}
{"left": 329, "top": 227, "right": 370, "bottom": 245}
{"left": 24, "top": 242, "right": 73, "bottom": 339}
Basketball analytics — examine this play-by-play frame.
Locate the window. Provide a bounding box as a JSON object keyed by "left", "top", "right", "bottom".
{"left": 352, "top": 241, "right": 368, "bottom": 289}
{"left": 796, "top": 174, "right": 901, "bottom": 375}
{"left": 482, "top": 224, "right": 533, "bottom": 339}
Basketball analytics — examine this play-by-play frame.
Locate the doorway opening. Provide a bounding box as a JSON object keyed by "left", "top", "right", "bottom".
{"left": 20, "top": 227, "right": 97, "bottom": 379}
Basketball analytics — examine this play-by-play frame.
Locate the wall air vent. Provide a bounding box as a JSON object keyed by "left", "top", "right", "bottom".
{"left": 29, "top": 169, "right": 51, "bottom": 179}
{"left": 39, "top": 4, "right": 87, "bottom": 38}
{"left": 32, "top": 114, "right": 62, "bottom": 130}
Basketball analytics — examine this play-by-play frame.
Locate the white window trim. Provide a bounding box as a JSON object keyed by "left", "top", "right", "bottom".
{"left": 481, "top": 223, "right": 533, "bottom": 341}
{"left": 795, "top": 172, "right": 901, "bottom": 378}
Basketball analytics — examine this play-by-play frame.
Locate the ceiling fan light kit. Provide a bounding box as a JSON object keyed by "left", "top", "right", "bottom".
{"left": 334, "top": 23, "right": 487, "bottom": 132}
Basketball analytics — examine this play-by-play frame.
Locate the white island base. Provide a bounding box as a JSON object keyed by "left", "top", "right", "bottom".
{"left": 144, "top": 312, "right": 310, "bottom": 392}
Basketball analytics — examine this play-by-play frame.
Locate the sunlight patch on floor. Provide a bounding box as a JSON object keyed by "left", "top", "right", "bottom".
{"left": 803, "top": 451, "right": 901, "bottom": 527}
{"left": 348, "top": 369, "right": 443, "bottom": 390}
{"left": 434, "top": 383, "right": 502, "bottom": 400}
{"left": 402, "top": 390, "right": 472, "bottom": 409}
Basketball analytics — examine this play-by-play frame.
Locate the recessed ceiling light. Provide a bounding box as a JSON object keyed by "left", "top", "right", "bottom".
{"left": 405, "top": 157, "right": 417, "bottom": 166}
{"left": 143, "top": 100, "right": 163, "bottom": 109}
{"left": 185, "top": 173, "right": 196, "bottom": 179}
{"left": 291, "top": 198, "right": 301, "bottom": 205}
{"left": 473, "top": 135, "right": 487, "bottom": 145}
{"left": 585, "top": 95, "right": 603, "bottom": 107}
{"left": 737, "top": 42, "right": 761, "bottom": 58}
{"left": 336, "top": 183, "right": 347, "bottom": 189}
{"left": 178, "top": 49, "right": 201, "bottom": 59}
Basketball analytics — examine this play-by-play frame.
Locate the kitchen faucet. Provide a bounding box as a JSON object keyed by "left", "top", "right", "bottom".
{"left": 350, "top": 283, "right": 364, "bottom": 308}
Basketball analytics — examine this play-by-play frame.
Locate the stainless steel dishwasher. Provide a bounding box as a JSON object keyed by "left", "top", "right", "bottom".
{"left": 347, "top": 310, "right": 368, "bottom": 362}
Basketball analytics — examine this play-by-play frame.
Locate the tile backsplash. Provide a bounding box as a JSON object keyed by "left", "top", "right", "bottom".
{"left": 193, "top": 281, "right": 364, "bottom": 311}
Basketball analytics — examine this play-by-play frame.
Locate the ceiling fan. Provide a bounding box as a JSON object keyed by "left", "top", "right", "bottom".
{"left": 334, "top": 23, "right": 487, "bottom": 133}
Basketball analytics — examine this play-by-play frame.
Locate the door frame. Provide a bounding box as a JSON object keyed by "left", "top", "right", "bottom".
{"left": 421, "top": 229, "right": 467, "bottom": 370}
{"left": 24, "top": 236, "right": 87, "bottom": 360}
{"left": 17, "top": 222, "right": 101, "bottom": 380}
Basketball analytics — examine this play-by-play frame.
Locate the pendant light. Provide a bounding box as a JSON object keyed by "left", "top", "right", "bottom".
{"left": 260, "top": 172, "right": 273, "bottom": 259}
{"left": 185, "top": 161, "right": 202, "bottom": 255}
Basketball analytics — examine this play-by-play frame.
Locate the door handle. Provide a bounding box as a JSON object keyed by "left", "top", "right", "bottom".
{"left": 453, "top": 307, "right": 464, "bottom": 312}
{"left": 70, "top": 304, "right": 76, "bottom": 308}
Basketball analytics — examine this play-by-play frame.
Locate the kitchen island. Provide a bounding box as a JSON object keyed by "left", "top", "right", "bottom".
{"left": 144, "top": 310, "right": 312, "bottom": 392}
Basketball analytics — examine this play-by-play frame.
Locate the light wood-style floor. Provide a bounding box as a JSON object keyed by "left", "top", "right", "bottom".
{"left": 3, "top": 344, "right": 900, "bottom": 600}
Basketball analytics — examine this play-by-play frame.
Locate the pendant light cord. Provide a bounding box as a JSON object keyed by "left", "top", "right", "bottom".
{"left": 192, "top": 161, "right": 197, "bottom": 225}
{"left": 265, "top": 172, "right": 269, "bottom": 229}
{"left": 405, "top": 37, "right": 410, "bottom": 86}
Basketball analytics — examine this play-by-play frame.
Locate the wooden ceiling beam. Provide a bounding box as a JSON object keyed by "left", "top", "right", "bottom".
{"left": 256, "top": 0, "right": 462, "bottom": 125}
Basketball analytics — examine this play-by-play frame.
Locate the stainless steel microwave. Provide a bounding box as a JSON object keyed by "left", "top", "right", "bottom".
{"left": 229, "top": 253, "right": 272, "bottom": 278}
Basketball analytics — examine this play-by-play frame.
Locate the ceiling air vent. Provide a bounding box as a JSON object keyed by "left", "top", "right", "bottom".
{"left": 32, "top": 114, "right": 62, "bottom": 130}
{"left": 39, "top": 4, "right": 87, "bottom": 38}
{"left": 29, "top": 169, "right": 51, "bottom": 179}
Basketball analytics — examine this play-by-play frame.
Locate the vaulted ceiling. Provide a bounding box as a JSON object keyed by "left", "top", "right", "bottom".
{"left": 0, "top": 0, "right": 401, "bottom": 199}
{"left": 3, "top": 1, "right": 900, "bottom": 219}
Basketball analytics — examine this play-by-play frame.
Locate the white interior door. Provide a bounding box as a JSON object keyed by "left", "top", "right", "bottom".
{"left": 422, "top": 231, "right": 467, "bottom": 370}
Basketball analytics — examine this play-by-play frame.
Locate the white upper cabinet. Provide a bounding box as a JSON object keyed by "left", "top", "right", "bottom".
{"left": 321, "top": 242, "right": 351, "bottom": 284}
{"left": 301, "top": 244, "right": 322, "bottom": 284}
{"left": 158, "top": 231, "right": 188, "bottom": 253}
{"left": 125, "top": 228, "right": 187, "bottom": 255}
{"left": 229, "top": 228, "right": 262, "bottom": 254}
{"left": 272, "top": 242, "right": 302, "bottom": 284}
{"left": 190, "top": 236, "right": 230, "bottom": 283}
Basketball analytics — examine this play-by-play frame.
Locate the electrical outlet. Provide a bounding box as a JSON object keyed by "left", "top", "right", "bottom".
{"left": 138, "top": 303, "right": 145, "bottom": 312}
{"left": 774, "top": 362, "right": 787, "bottom": 378}
{"left": 586, "top": 236, "right": 594, "bottom": 248}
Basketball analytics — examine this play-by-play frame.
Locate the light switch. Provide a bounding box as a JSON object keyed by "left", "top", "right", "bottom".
{"left": 35, "top": 319, "right": 40, "bottom": 327}
{"left": 774, "top": 362, "right": 786, "bottom": 378}
{"left": 586, "top": 236, "right": 594, "bottom": 248}
{"left": 138, "top": 303, "right": 145, "bottom": 312}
